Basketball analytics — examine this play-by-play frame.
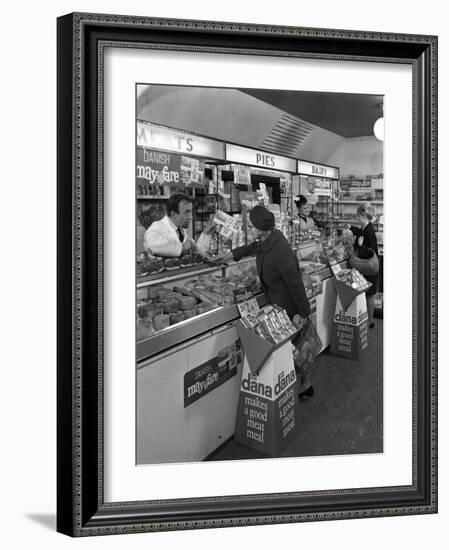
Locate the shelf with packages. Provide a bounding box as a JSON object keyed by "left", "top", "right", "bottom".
{"left": 336, "top": 200, "right": 384, "bottom": 205}
{"left": 337, "top": 176, "right": 383, "bottom": 228}
{"left": 137, "top": 195, "right": 170, "bottom": 200}
{"left": 342, "top": 218, "right": 383, "bottom": 225}
{"left": 137, "top": 256, "right": 263, "bottom": 361}
{"left": 294, "top": 236, "right": 350, "bottom": 352}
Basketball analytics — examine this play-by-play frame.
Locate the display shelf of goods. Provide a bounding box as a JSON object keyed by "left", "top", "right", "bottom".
{"left": 136, "top": 251, "right": 222, "bottom": 282}
{"left": 137, "top": 195, "right": 170, "bottom": 200}
{"left": 335, "top": 268, "right": 371, "bottom": 292}
{"left": 295, "top": 238, "right": 349, "bottom": 279}
{"left": 136, "top": 258, "right": 263, "bottom": 361}
{"left": 336, "top": 200, "right": 384, "bottom": 205}
{"left": 321, "top": 235, "right": 352, "bottom": 263}
{"left": 137, "top": 182, "right": 169, "bottom": 199}
{"left": 342, "top": 218, "right": 383, "bottom": 225}
{"left": 239, "top": 303, "right": 298, "bottom": 347}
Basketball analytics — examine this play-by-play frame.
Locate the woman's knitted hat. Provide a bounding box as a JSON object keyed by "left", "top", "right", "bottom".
{"left": 249, "top": 205, "right": 275, "bottom": 231}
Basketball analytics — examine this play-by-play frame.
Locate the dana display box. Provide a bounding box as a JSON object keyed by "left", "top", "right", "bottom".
{"left": 234, "top": 321, "right": 300, "bottom": 456}
{"left": 330, "top": 278, "right": 369, "bottom": 360}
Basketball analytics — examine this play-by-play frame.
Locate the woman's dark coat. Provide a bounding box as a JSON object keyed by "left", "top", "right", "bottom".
{"left": 350, "top": 222, "right": 379, "bottom": 296}
{"left": 232, "top": 229, "right": 310, "bottom": 319}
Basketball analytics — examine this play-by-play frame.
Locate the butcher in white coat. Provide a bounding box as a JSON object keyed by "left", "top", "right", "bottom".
{"left": 143, "top": 193, "right": 197, "bottom": 257}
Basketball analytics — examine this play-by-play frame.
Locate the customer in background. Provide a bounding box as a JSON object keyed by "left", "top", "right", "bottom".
{"left": 349, "top": 203, "right": 379, "bottom": 328}
{"left": 214, "top": 205, "right": 314, "bottom": 399}
{"left": 295, "top": 195, "right": 316, "bottom": 231}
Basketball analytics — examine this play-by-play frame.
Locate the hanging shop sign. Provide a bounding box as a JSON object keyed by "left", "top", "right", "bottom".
{"left": 297, "top": 160, "right": 339, "bottom": 180}
{"left": 137, "top": 148, "right": 206, "bottom": 190}
{"left": 137, "top": 121, "right": 224, "bottom": 159}
{"left": 184, "top": 342, "right": 243, "bottom": 407}
{"left": 180, "top": 156, "right": 205, "bottom": 188}
{"left": 136, "top": 147, "right": 181, "bottom": 187}
{"left": 225, "top": 144, "right": 296, "bottom": 173}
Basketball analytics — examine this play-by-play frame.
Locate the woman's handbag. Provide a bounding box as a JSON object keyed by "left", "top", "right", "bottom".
{"left": 349, "top": 248, "right": 379, "bottom": 276}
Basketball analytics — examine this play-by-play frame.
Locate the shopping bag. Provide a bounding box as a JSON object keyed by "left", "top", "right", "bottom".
{"left": 349, "top": 248, "right": 379, "bottom": 276}
{"left": 292, "top": 317, "right": 322, "bottom": 371}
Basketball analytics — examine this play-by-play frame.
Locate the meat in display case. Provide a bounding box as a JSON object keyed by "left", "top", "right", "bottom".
{"left": 137, "top": 257, "right": 262, "bottom": 361}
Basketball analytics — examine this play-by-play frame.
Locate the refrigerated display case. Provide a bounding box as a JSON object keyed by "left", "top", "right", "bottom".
{"left": 295, "top": 237, "right": 350, "bottom": 351}
{"left": 137, "top": 256, "right": 263, "bottom": 362}
{"left": 136, "top": 234, "right": 351, "bottom": 464}
{"left": 136, "top": 256, "right": 264, "bottom": 465}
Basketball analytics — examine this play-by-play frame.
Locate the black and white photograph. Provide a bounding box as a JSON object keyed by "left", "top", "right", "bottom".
{"left": 135, "top": 84, "right": 385, "bottom": 464}
{"left": 53, "top": 8, "right": 438, "bottom": 539}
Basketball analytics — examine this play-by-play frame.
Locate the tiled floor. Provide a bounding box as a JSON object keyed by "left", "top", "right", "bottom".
{"left": 208, "top": 319, "right": 383, "bottom": 461}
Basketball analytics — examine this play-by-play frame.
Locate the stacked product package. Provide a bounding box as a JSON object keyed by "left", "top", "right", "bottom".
{"left": 231, "top": 214, "right": 245, "bottom": 248}
{"left": 335, "top": 268, "right": 371, "bottom": 291}
{"left": 240, "top": 304, "right": 297, "bottom": 345}
{"left": 206, "top": 210, "right": 243, "bottom": 254}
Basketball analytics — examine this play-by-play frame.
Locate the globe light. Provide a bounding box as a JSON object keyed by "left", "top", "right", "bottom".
{"left": 374, "top": 117, "right": 384, "bottom": 141}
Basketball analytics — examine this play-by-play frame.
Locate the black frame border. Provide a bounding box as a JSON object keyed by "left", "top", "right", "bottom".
{"left": 57, "top": 12, "right": 438, "bottom": 537}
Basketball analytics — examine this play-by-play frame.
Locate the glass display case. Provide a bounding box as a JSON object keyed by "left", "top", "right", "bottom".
{"left": 296, "top": 240, "right": 329, "bottom": 275}
{"left": 294, "top": 236, "right": 351, "bottom": 302}
{"left": 137, "top": 257, "right": 262, "bottom": 361}
{"left": 136, "top": 236, "right": 352, "bottom": 362}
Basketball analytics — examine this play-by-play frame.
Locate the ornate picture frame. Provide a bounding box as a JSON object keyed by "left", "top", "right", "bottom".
{"left": 57, "top": 12, "right": 437, "bottom": 536}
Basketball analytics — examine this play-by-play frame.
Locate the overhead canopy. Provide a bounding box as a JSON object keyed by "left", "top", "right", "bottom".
{"left": 137, "top": 85, "right": 348, "bottom": 165}
{"left": 240, "top": 89, "right": 383, "bottom": 139}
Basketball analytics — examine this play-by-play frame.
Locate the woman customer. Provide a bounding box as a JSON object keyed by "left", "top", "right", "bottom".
{"left": 215, "top": 205, "right": 314, "bottom": 399}
{"left": 349, "top": 202, "right": 379, "bottom": 328}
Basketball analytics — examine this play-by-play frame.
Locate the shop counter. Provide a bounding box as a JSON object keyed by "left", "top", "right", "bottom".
{"left": 137, "top": 322, "right": 243, "bottom": 464}
{"left": 137, "top": 292, "right": 266, "bottom": 361}
{"left": 136, "top": 256, "right": 262, "bottom": 362}
{"left": 135, "top": 251, "right": 346, "bottom": 464}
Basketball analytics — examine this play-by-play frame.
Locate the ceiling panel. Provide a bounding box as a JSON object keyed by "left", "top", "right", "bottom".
{"left": 240, "top": 89, "right": 383, "bottom": 138}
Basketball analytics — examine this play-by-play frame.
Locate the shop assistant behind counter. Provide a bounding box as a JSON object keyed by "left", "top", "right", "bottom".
{"left": 143, "top": 193, "right": 213, "bottom": 257}
{"left": 295, "top": 195, "right": 316, "bottom": 231}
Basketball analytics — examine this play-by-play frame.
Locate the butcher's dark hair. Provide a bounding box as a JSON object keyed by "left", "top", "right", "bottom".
{"left": 166, "top": 193, "right": 195, "bottom": 216}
